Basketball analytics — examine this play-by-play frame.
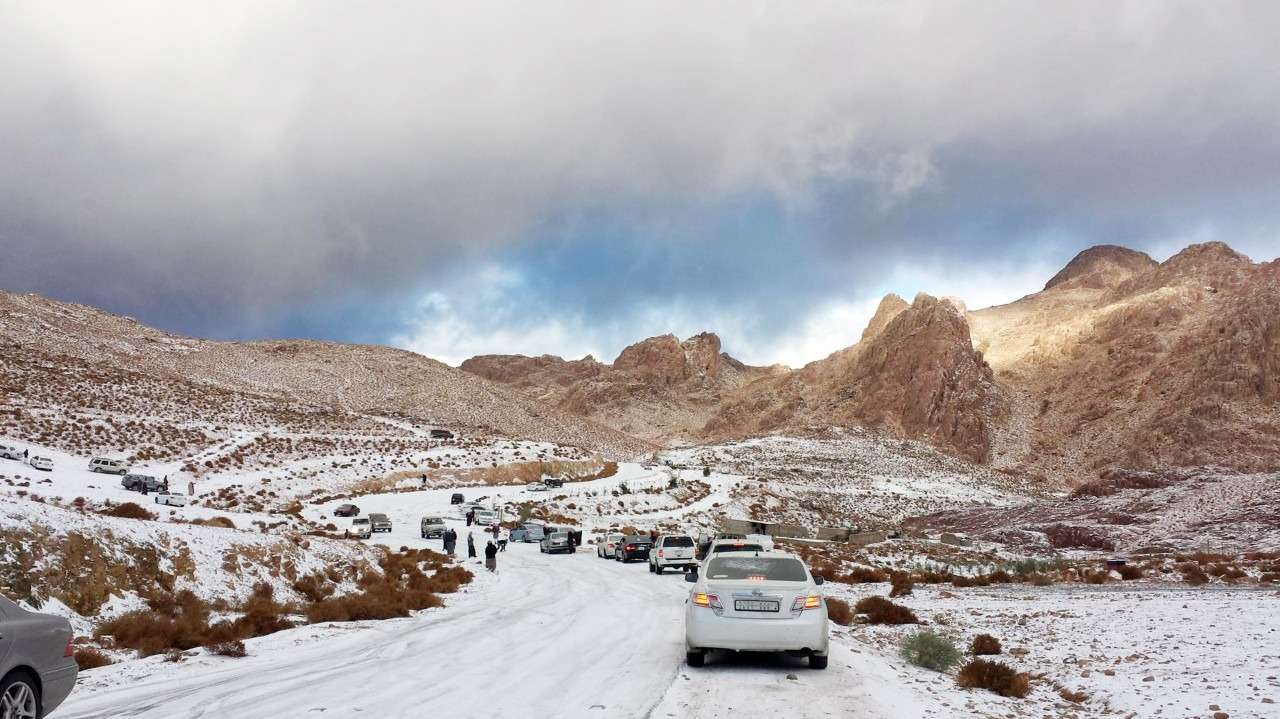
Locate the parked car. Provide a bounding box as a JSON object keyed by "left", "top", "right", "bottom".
{"left": 596, "top": 533, "right": 626, "bottom": 559}
{"left": 450, "top": 493, "right": 465, "bottom": 505}
{"left": 121, "top": 474, "right": 164, "bottom": 493}
{"left": 88, "top": 456, "right": 130, "bottom": 475}
{"left": 369, "top": 513, "right": 392, "bottom": 533}
{"left": 420, "top": 516, "right": 447, "bottom": 538}
{"left": 543, "top": 477, "right": 564, "bottom": 488}
{"left": 345, "top": 516, "right": 372, "bottom": 539}
{"left": 430, "top": 429, "right": 454, "bottom": 439}
{"left": 615, "top": 536, "right": 652, "bottom": 563}
{"left": 540, "top": 531, "right": 572, "bottom": 554}
{"left": 510, "top": 524, "right": 546, "bottom": 543}
{"left": 700, "top": 539, "right": 767, "bottom": 565}
{"left": 650, "top": 534, "right": 697, "bottom": 574}
{"left": 28, "top": 456, "right": 53, "bottom": 471}
{"left": 333, "top": 503, "right": 360, "bottom": 517}
{"left": 473, "top": 510, "right": 498, "bottom": 526}
{"left": 0, "top": 443, "right": 22, "bottom": 460}
{"left": 684, "top": 551, "right": 829, "bottom": 669}
{"left": 0, "top": 593, "right": 78, "bottom": 717}
{"left": 153, "top": 491, "right": 188, "bottom": 507}
{"left": 525, "top": 482, "right": 548, "bottom": 492}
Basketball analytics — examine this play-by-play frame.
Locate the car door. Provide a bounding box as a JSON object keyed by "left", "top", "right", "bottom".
{"left": 0, "top": 600, "right": 14, "bottom": 668}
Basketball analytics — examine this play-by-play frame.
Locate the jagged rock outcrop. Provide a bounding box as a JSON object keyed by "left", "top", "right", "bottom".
{"left": 1043, "top": 245, "right": 1157, "bottom": 291}
{"left": 860, "top": 293, "right": 909, "bottom": 341}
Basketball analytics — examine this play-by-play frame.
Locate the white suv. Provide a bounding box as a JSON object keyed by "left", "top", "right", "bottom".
{"left": 345, "top": 516, "right": 372, "bottom": 539}
{"left": 89, "top": 457, "right": 131, "bottom": 475}
{"left": 650, "top": 534, "right": 697, "bottom": 574}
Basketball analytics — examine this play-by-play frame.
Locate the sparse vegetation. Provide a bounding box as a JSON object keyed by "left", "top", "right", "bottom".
{"left": 74, "top": 645, "right": 114, "bottom": 670}
{"left": 825, "top": 597, "right": 854, "bottom": 626}
{"left": 956, "top": 658, "right": 1031, "bottom": 698}
{"left": 854, "top": 595, "right": 918, "bottom": 625}
{"left": 899, "top": 630, "right": 961, "bottom": 672}
{"left": 970, "top": 634, "right": 1002, "bottom": 655}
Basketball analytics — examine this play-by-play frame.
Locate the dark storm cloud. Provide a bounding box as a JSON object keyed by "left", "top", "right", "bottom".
{"left": 1, "top": 2, "right": 1277, "bottom": 358}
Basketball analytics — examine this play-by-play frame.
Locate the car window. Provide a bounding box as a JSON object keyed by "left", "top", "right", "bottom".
{"left": 664, "top": 536, "right": 695, "bottom": 547}
{"left": 706, "top": 556, "right": 808, "bottom": 581}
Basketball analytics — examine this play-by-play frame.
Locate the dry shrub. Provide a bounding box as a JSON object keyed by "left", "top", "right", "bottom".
{"left": 1260, "top": 572, "right": 1280, "bottom": 583}
{"left": 103, "top": 502, "right": 157, "bottom": 521}
{"left": 1179, "top": 563, "right": 1209, "bottom": 586}
{"left": 1058, "top": 687, "right": 1089, "bottom": 703}
{"left": 1042, "top": 524, "right": 1115, "bottom": 551}
{"left": 1208, "top": 563, "right": 1247, "bottom": 581}
{"left": 305, "top": 550, "right": 472, "bottom": 624}
{"left": 971, "top": 634, "right": 1002, "bottom": 655}
{"left": 1083, "top": 570, "right": 1112, "bottom": 584}
{"left": 97, "top": 590, "right": 213, "bottom": 657}
{"left": 889, "top": 572, "right": 914, "bottom": 597}
{"left": 854, "top": 595, "right": 918, "bottom": 625}
{"left": 825, "top": 597, "right": 854, "bottom": 626}
{"left": 292, "top": 572, "right": 336, "bottom": 602}
{"left": 914, "top": 569, "right": 955, "bottom": 584}
{"left": 843, "top": 566, "right": 887, "bottom": 584}
{"left": 956, "top": 659, "right": 1031, "bottom": 698}
{"left": 1029, "top": 573, "right": 1054, "bottom": 586}
{"left": 987, "top": 570, "right": 1012, "bottom": 584}
{"left": 1116, "top": 564, "right": 1144, "bottom": 580}
{"left": 191, "top": 516, "right": 237, "bottom": 529}
{"left": 74, "top": 646, "right": 113, "bottom": 670}
{"left": 209, "top": 640, "right": 247, "bottom": 658}
{"left": 952, "top": 574, "right": 990, "bottom": 588}
{"left": 233, "top": 583, "right": 294, "bottom": 637}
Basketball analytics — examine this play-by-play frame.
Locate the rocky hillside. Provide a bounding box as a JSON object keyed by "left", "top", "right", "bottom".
{"left": 0, "top": 291, "right": 653, "bottom": 460}
{"left": 462, "top": 332, "right": 782, "bottom": 444}
{"left": 466, "top": 241, "right": 1280, "bottom": 484}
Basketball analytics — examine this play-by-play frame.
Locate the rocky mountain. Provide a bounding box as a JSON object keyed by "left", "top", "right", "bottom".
{"left": 466, "top": 241, "right": 1280, "bottom": 484}
{"left": 0, "top": 291, "right": 653, "bottom": 460}
{"left": 462, "top": 332, "right": 782, "bottom": 443}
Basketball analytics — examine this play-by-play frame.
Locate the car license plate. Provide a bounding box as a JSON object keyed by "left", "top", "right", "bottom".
{"left": 734, "top": 600, "right": 779, "bottom": 612}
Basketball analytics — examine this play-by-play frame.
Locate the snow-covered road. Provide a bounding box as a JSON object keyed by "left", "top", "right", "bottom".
{"left": 58, "top": 539, "right": 918, "bottom": 719}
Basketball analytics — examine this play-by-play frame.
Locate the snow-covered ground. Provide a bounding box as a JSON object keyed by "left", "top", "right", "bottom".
{"left": 5, "top": 433, "right": 1280, "bottom": 718}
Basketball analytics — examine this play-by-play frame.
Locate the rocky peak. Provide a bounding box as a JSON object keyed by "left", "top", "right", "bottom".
{"left": 1043, "top": 245, "right": 1157, "bottom": 291}
{"left": 614, "top": 332, "right": 724, "bottom": 387}
{"left": 860, "top": 293, "right": 910, "bottom": 341}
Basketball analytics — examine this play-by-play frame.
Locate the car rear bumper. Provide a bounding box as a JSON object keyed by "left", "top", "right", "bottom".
{"left": 685, "top": 606, "right": 829, "bottom": 655}
{"left": 41, "top": 660, "right": 78, "bottom": 715}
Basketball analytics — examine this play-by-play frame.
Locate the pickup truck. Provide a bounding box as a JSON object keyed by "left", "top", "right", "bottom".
{"left": 369, "top": 513, "right": 392, "bottom": 533}
{"left": 649, "top": 534, "right": 697, "bottom": 574}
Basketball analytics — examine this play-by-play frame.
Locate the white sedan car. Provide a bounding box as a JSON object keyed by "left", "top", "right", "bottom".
{"left": 153, "top": 491, "right": 188, "bottom": 506}
{"left": 29, "top": 456, "right": 54, "bottom": 471}
{"left": 525, "top": 482, "right": 548, "bottom": 492}
{"left": 684, "top": 550, "right": 829, "bottom": 669}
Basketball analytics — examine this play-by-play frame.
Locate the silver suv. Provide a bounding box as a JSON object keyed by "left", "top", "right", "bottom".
{"left": 420, "top": 516, "right": 447, "bottom": 538}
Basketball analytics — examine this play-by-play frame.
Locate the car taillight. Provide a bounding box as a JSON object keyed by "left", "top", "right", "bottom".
{"left": 64, "top": 636, "right": 75, "bottom": 657}
{"left": 791, "top": 595, "right": 822, "bottom": 613}
{"left": 626, "top": 544, "right": 634, "bottom": 550}
{"left": 693, "top": 593, "right": 723, "bottom": 615}
{"left": 658, "top": 549, "right": 664, "bottom": 557}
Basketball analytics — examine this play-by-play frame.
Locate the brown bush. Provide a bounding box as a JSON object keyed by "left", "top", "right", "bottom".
{"left": 826, "top": 597, "right": 854, "bottom": 626}
{"left": 970, "top": 634, "right": 1002, "bottom": 655}
{"left": 914, "top": 569, "right": 955, "bottom": 584}
{"left": 1083, "top": 570, "right": 1112, "bottom": 584}
{"left": 232, "top": 583, "right": 294, "bottom": 637}
{"left": 191, "top": 516, "right": 237, "bottom": 529}
{"left": 209, "top": 640, "right": 247, "bottom": 658}
{"left": 987, "top": 570, "right": 1012, "bottom": 584}
{"left": 103, "top": 502, "right": 157, "bottom": 521}
{"left": 952, "top": 574, "right": 990, "bottom": 588}
{"left": 74, "top": 646, "right": 113, "bottom": 670}
{"left": 854, "top": 595, "right": 918, "bottom": 625}
{"left": 1115, "top": 564, "right": 1144, "bottom": 580}
{"left": 843, "top": 566, "right": 888, "bottom": 584}
{"left": 889, "top": 573, "right": 914, "bottom": 597}
{"left": 1179, "top": 563, "right": 1209, "bottom": 586}
{"left": 292, "top": 572, "right": 336, "bottom": 602}
{"left": 1207, "top": 563, "right": 1247, "bottom": 581}
{"left": 956, "top": 659, "right": 1031, "bottom": 697}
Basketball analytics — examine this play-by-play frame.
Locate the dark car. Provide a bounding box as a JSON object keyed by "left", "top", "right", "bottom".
{"left": 450, "top": 493, "right": 465, "bottom": 505}
{"left": 0, "top": 594, "right": 78, "bottom": 718}
{"left": 430, "top": 429, "right": 455, "bottom": 439}
{"left": 543, "top": 477, "right": 564, "bottom": 488}
{"left": 121, "top": 474, "right": 163, "bottom": 492}
{"left": 614, "top": 536, "right": 652, "bottom": 563}
{"left": 333, "top": 503, "right": 360, "bottom": 517}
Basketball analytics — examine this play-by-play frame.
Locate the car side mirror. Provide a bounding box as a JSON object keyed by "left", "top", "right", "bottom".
{"left": 813, "top": 574, "right": 825, "bottom": 585}
{"left": 685, "top": 572, "right": 698, "bottom": 583}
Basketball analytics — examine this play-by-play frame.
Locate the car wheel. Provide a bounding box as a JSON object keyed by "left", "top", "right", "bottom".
{"left": 648, "top": 561, "right": 655, "bottom": 573}
{"left": 154, "top": 497, "right": 159, "bottom": 504}
{"left": 685, "top": 651, "right": 705, "bottom": 668}
{"left": 809, "top": 654, "right": 829, "bottom": 669}
{"left": 1, "top": 670, "right": 41, "bottom": 719}
{"left": 656, "top": 564, "right": 664, "bottom": 575}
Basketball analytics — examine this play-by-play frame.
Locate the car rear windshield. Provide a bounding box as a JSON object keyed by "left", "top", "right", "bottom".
{"left": 712, "top": 543, "right": 763, "bottom": 554}
{"left": 705, "top": 556, "right": 808, "bottom": 582}
{"left": 664, "top": 536, "right": 694, "bottom": 547}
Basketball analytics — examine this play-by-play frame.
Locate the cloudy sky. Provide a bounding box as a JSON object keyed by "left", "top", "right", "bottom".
{"left": 2, "top": 2, "right": 1278, "bottom": 367}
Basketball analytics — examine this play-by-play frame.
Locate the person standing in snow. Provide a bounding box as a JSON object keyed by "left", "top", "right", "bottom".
{"left": 444, "top": 528, "right": 456, "bottom": 556}
{"left": 484, "top": 540, "right": 497, "bottom": 572}
{"left": 188, "top": 480, "right": 195, "bottom": 496}
{"left": 467, "top": 531, "right": 477, "bottom": 558}
{"left": 466, "top": 509, "right": 475, "bottom": 526}
{"left": 23, "top": 449, "right": 28, "bottom": 462}
{"left": 498, "top": 527, "right": 508, "bottom": 552}
{"left": 163, "top": 475, "right": 169, "bottom": 491}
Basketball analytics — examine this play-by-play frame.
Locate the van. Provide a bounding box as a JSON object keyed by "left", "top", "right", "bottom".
{"left": 89, "top": 457, "right": 130, "bottom": 475}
